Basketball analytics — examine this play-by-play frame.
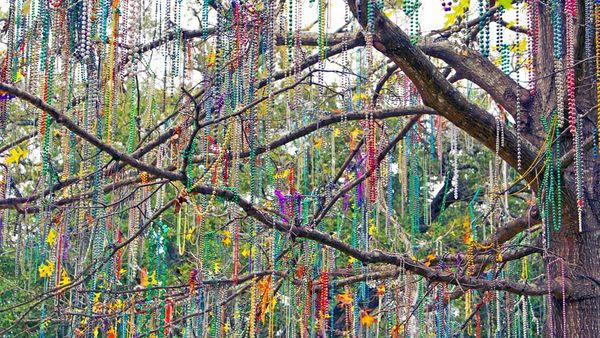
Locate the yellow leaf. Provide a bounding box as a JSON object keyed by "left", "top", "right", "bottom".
{"left": 350, "top": 128, "right": 361, "bottom": 140}
{"left": 369, "top": 224, "right": 376, "bottom": 236}
{"left": 47, "top": 228, "right": 57, "bottom": 246}
{"left": 335, "top": 289, "right": 354, "bottom": 306}
{"left": 352, "top": 93, "right": 368, "bottom": 103}
{"left": 38, "top": 260, "right": 55, "bottom": 278}
{"left": 258, "top": 276, "right": 272, "bottom": 324}
{"left": 185, "top": 227, "right": 194, "bottom": 240}
{"left": 314, "top": 137, "right": 323, "bottom": 150}
{"left": 148, "top": 270, "right": 158, "bottom": 286}
{"left": 511, "top": 38, "right": 527, "bottom": 53}
{"left": 275, "top": 169, "right": 290, "bottom": 179}
{"left": 241, "top": 247, "right": 250, "bottom": 258}
{"left": 214, "top": 262, "right": 221, "bottom": 273}
{"left": 15, "top": 71, "right": 24, "bottom": 82}
{"left": 259, "top": 102, "right": 267, "bottom": 117}
{"left": 376, "top": 284, "right": 386, "bottom": 297}
{"left": 222, "top": 322, "right": 231, "bottom": 333}
{"left": 360, "top": 309, "right": 376, "bottom": 328}
{"left": 140, "top": 267, "right": 149, "bottom": 287}
{"left": 112, "top": 299, "right": 123, "bottom": 311}
{"left": 258, "top": 276, "right": 271, "bottom": 294}
{"left": 207, "top": 52, "right": 216, "bottom": 67}
{"left": 58, "top": 268, "right": 71, "bottom": 288}
{"left": 222, "top": 230, "right": 232, "bottom": 246}
{"left": 424, "top": 253, "right": 437, "bottom": 267}
{"left": 21, "top": 0, "right": 31, "bottom": 14}
{"left": 443, "top": 0, "right": 470, "bottom": 28}
{"left": 497, "top": 0, "right": 512, "bottom": 10}
{"left": 391, "top": 324, "right": 404, "bottom": 338}
{"left": 5, "top": 146, "right": 27, "bottom": 165}
{"left": 333, "top": 128, "right": 340, "bottom": 137}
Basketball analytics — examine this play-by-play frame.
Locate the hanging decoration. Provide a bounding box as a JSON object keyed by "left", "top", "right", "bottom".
{"left": 0, "top": 0, "right": 593, "bottom": 335}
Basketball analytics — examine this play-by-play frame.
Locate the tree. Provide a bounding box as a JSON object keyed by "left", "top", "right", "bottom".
{"left": 0, "top": 0, "right": 598, "bottom": 336}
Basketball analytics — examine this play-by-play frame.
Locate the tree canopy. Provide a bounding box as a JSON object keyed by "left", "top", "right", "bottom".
{"left": 0, "top": 0, "right": 599, "bottom": 337}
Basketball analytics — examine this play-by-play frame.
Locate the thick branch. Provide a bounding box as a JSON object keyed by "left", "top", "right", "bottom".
{"left": 347, "top": 1, "right": 540, "bottom": 182}
{"left": 239, "top": 106, "right": 434, "bottom": 158}
{"left": 191, "top": 184, "right": 548, "bottom": 296}
{"left": 0, "top": 82, "right": 183, "bottom": 182}
{"left": 420, "top": 40, "right": 532, "bottom": 118}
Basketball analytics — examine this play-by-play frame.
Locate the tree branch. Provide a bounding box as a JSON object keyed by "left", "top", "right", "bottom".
{"left": 0, "top": 82, "right": 183, "bottom": 182}
{"left": 347, "top": 0, "right": 540, "bottom": 182}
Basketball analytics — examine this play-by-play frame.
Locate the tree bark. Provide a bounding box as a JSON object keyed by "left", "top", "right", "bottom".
{"left": 539, "top": 0, "right": 600, "bottom": 335}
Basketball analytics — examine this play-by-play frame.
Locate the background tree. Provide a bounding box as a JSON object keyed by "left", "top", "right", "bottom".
{"left": 0, "top": 0, "right": 598, "bottom": 336}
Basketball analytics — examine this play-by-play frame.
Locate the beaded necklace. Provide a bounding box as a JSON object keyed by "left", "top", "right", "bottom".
{"left": 597, "top": 1, "right": 600, "bottom": 151}
{"left": 478, "top": 0, "right": 490, "bottom": 57}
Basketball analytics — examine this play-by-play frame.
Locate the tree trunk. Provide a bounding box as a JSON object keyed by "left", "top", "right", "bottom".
{"left": 536, "top": 1, "right": 600, "bottom": 336}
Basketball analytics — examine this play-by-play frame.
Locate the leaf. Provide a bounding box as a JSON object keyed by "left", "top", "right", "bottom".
{"left": 376, "top": 284, "right": 386, "bottom": 297}
{"left": 274, "top": 169, "right": 290, "bottom": 179}
{"left": 47, "top": 228, "right": 57, "bottom": 246}
{"left": 148, "top": 270, "right": 158, "bottom": 286}
{"left": 241, "top": 247, "right": 250, "bottom": 258}
{"left": 510, "top": 38, "right": 527, "bottom": 53}
{"left": 360, "top": 309, "right": 376, "bottom": 328}
{"left": 335, "top": 289, "right": 354, "bottom": 306}
{"left": 140, "top": 267, "right": 149, "bottom": 287}
{"left": 112, "top": 299, "right": 124, "bottom": 311}
{"left": 314, "top": 137, "right": 323, "bottom": 150}
{"left": 258, "top": 276, "right": 271, "bottom": 294}
{"left": 58, "top": 268, "right": 71, "bottom": 288}
{"left": 258, "top": 276, "right": 272, "bottom": 324}
{"left": 185, "top": 227, "right": 194, "bottom": 240}
{"left": 222, "top": 230, "right": 232, "bottom": 246}
{"left": 207, "top": 52, "right": 216, "bottom": 68}
{"left": 5, "top": 146, "right": 27, "bottom": 165}
{"left": 107, "top": 327, "right": 116, "bottom": 338}
{"left": 352, "top": 93, "right": 368, "bottom": 103}
{"left": 391, "top": 324, "right": 404, "bottom": 338}
{"left": 444, "top": 11, "right": 460, "bottom": 28}
{"left": 462, "top": 216, "right": 472, "bottom": 243}
{"left": 497, "top": 0, "right": 512, "bottom": 10}
{"left": 369, "top": 219, "right": 377, "bottom": 236}
{"left": 443, "top": 0, "right": 470, "bottom": 28}
{"left": 38, "top": 260, "right": 55, "bottom": 278}
{"left": 424, "top": 253, "right": 436, "bottom": 267}
{"left": 21, "top": 0, "right": 31, "bottom": 14}
{"left": 15, "top": 71, "right": 24, "bottom": 83}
